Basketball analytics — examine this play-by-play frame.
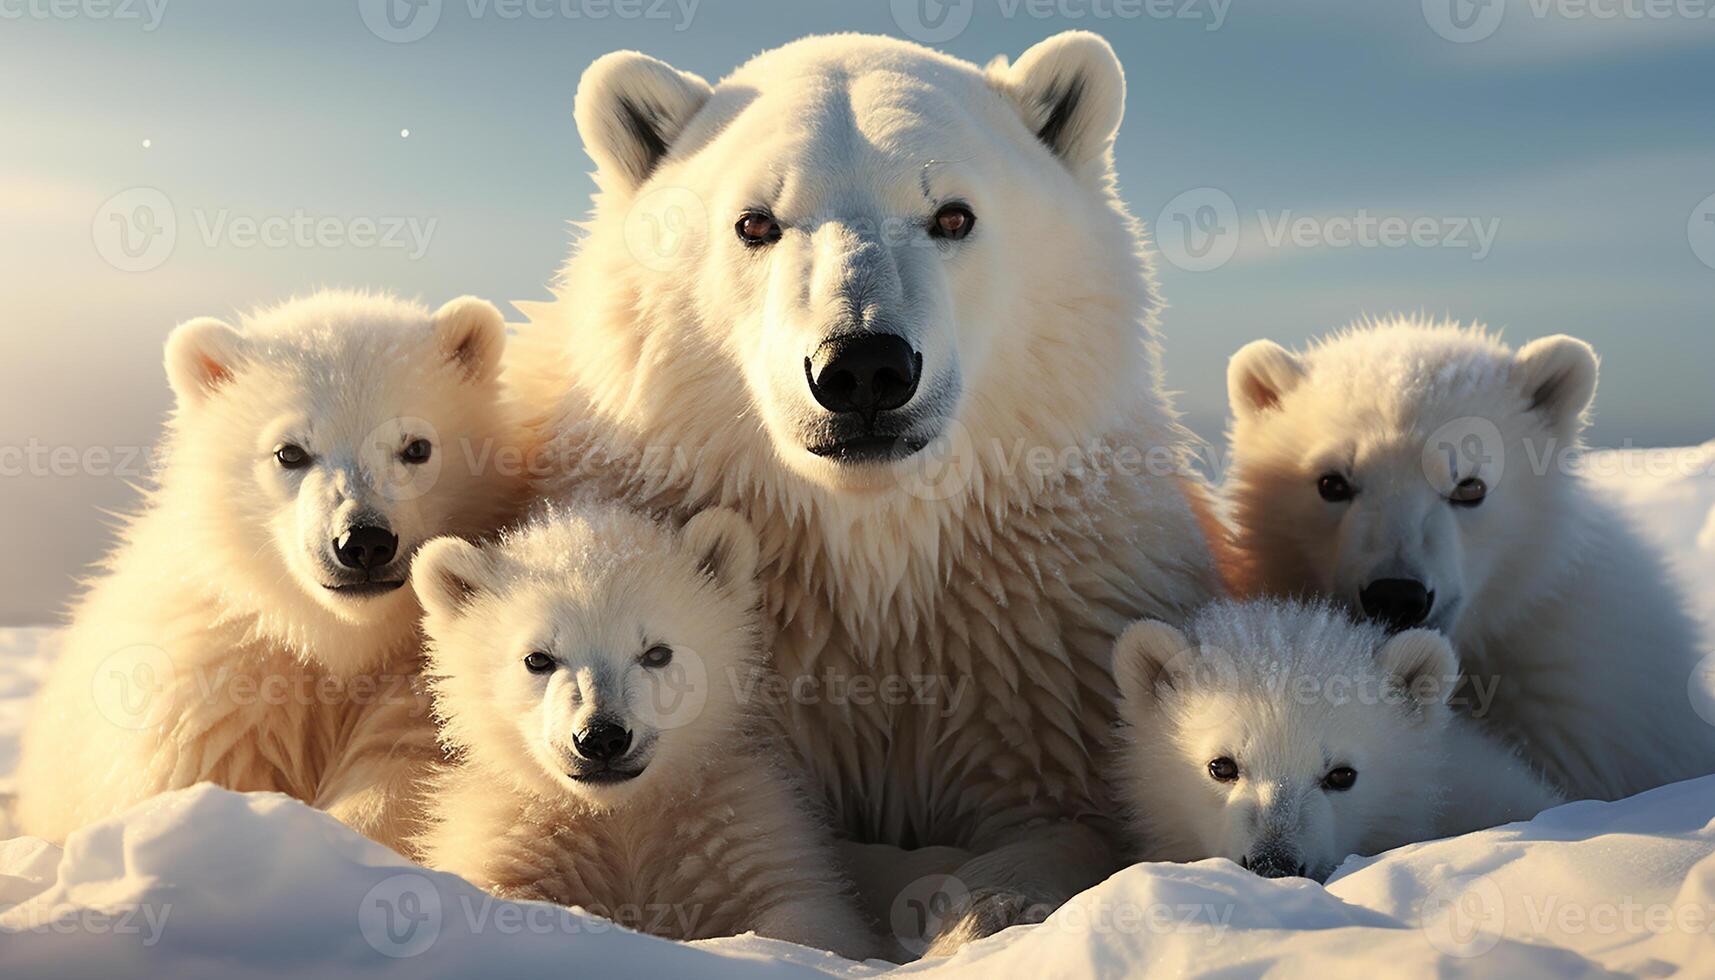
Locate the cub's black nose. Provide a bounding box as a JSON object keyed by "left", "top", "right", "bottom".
{"left": 572, "top": 721, "right": 633, "bottom": 763}
{"left": 805, "top": 334, "right": 922, "bottom": 416}
{"left": 1241, "top": 853, "right": 1308, "bottom": 880}
{"left": 1360, "top": 579, "right": 1434, "bottom": 631}
{"left": 334, "top": 526, "right": 399, "bottom": 571}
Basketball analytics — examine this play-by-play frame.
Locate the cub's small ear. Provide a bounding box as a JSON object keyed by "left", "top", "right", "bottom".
{"left": 680, "top": 507, "right": 759, "bottom": 592}
{"left": 1113, "top": 620, "right": 1192, "bottom": 704}
{"left": 1376, "top": 629, "right": 1458, "bottom": 711}
{"left": 431, "top": 296, "right": 507, "bottom": 384}
{"left": 574, "top": 50, "right": 714, "bottom": 193}
{"left": 412, "top": 537, "right": 495, "bottom": 619}
{"left": 165, "top": 317, "right": 245, "bottom": 407}
{"left": 1513, "top": 335, "right": 1598, "bottom": 434}
{"left": 989, "top": 31, "right": 1125, "bottom": 182}
{"left": 1227, "top": 340, "right": 1307, "bottom": 418}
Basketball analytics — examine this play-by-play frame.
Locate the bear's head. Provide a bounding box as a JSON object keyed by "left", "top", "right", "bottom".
{"left": 413, "top": 505, "right": 764, "bottom": 809}
{"left": 1112, "top": 601, "right": 1457, "bottom": 883}
{"left": 162, "top": 291, "right": 523, "bottom": 657}
{"left": 548, "top": 31, "right": 1159, "bottom": 499}
{"left": 1223, "top": 321, "right": 1599, "bottom": 638}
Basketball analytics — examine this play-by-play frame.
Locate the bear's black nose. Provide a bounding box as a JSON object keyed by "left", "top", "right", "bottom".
{"left": 1360, "top": 579, "right": 1434, "bottom": 631}
{"left": 805, "top": 334, "right": 922, "bottom": 416}
{"left": 334, "top": 526, "right": 399, "bottom": 571}
{"left": 572, "top": 721, "right": 633, "bottom": 763}
{"left": 1240, "top": 853, "right": 1308, "bottom": 880}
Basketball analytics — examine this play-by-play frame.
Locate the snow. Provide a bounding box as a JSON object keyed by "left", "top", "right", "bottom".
{"left": 2, "top": 445, "right": 1713, "bottom": 977}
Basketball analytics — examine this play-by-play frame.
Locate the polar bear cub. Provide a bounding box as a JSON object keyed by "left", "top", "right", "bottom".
{"left": 1222, "top": 318, "right": 1715, "bottom": 801}
{"left": 1112, "top": 600, "right": 1562, "bottom": 882}
{"left": 412, "top": 503, "right": 876, "bottom": 960}
{"left": 18, "top": 290, "right": 526, "bottom": 852}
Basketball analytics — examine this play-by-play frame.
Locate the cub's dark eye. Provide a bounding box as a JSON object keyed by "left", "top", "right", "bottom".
{"left": 274, "top": 444, "right": 311, "bottom": 470}
{"left": 929, "top": 203, "right": 975, "bottom": 241}
{"left": 1450, "top": 477, "right": 1488, "bottom": 508}
{"left": 1323, "top": 766, "right": 1358, "bottom": 791}
{"left": 640, "top": 645, "right": 673, "bottom": 669}
{"left": 1208, "top": 757, "right": 1239, "bottom": 783}
{"left": 736, "top": 211, "right": 782, "bottom": 247}
{"left": 1317, "top": 473, "right": 1355, "bottom": 503}
{"left": 401, "top": 439, "right": 433, "bottom": 465}
{"left": 523, "top": 652, "right": 555, "bottom": 674}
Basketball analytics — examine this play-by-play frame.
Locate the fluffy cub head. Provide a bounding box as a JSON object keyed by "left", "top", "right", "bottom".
{"left": 414, "top": 504, "right": 763, "bottom": 808}
{"left": 162, "top": 291, "right": 521, "bottom": 657}
{"left": 1112, "top": 600, "right": 1458, "bottom": 883}
{"left": 1223, "top": 318, "right": 1599, "bottom": 637}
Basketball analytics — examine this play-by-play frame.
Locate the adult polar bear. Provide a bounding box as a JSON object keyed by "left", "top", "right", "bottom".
{"left": 512, "top": 32, "right": 1222, "bottom": 953}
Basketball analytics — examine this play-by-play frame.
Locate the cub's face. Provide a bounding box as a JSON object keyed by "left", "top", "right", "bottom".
{"left": 163, "top": 296, "right": 516, "bottom": 630}
{"left": 570, "top": 33, "right": 1144, "bottom": 492}
{"left": 416, "top": 508, "right": 762, "bottom": 809}
{"left": 1114, "top": 620, "right": 1456, "bottom": 883}
{"left": 1225, "top": 329, "right": 1599, "bottom": 636}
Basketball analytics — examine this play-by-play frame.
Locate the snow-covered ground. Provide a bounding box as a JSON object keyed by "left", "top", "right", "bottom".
{"left": 3, "top": 445, "right": 1713, "bottom": 977}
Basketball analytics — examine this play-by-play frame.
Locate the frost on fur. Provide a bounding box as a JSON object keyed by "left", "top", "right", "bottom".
{"left": 1112, "top": 599, "right": 1564, "bottom": 882}
{"left": 16, "top": 290, "right": 530, "bottom": 854}
{"left": 506, "top": 31, "right": 1224, "bottom": 954}
{"left": 413, "top": 502, "right": 876, "bottom": 961}
{"left": 1222, "top": 316, "right": 1715, "bottom": 801}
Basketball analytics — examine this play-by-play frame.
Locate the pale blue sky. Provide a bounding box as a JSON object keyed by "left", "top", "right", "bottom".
{"left": 2, "top": 0, "right": 1713, "bottom": 622}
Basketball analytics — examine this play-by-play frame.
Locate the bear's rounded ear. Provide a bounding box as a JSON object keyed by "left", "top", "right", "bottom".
{"left": 412, "top": 536, "right": 496, "bottom": 620}
{"left": 431, "top": 296, "right": 507, "bottom": 384}
{"left": 1512, "top": 335, "right": 1598, "bottom": 435}
{"left": 165, "top": 316, "right": 245, "bottom": 407}
{"left": 1113, "top": 620, "right": 1192, "bottom": 705}
{"left": 1227, "top": 340, "right": 1307, "bottom": 418}
{"left": 1376, "top": 629, "right": 1458, "bottom": 713}
{"left": 574, "top": 50, "right": 714, "bottom": 194}
{"left": 680, "top": 507, "right": 759, "bottom": 593}
{"left": 989, "top": 31, "right": 1125, "bottom": 183}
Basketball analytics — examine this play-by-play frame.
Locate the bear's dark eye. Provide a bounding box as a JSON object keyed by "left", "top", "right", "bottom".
{"left": 401, "top": 439, "right": 433, "bottom": 465}
{"left": 1450, "top": 477, "right": 1487, "bottom": 508}
{"left": 1323, "top": 766, "right": 1358, "bottom": 791}
{"left": 736, "top": 211, "right": 782, "bottom": 247}
{"left": 929, "top": 203, "right": 975, "bottom": 241}
{"left": 1317, "top": 473, "right": 1355, "bottom": 503}
{"left": 274, "top": 444, "right": 311, "bottom": 470}
{"left": 1208, "top": 757, "right": 1239, "bottom": 783}
{"left": 640, "top": 645, "right": 673, "bottom": 669}
{"left": 523, "top": 652, "right": 555, "bottom": 674}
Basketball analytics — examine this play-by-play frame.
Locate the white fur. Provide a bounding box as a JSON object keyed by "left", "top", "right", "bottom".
{"left": 17, "top": 291, "right": 528, "bottom": 852}
{"left": 1112, "top": 600, "right": 1564, "bottom": 882}
{"left": 413, "top": 503, "right": 876, "bottom": 960}
{"left": 1223, "top": 317, "right": 1715, "bottom": 801}
{"left": 508, "top": 31, "right": 1223, "bottom": 952}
